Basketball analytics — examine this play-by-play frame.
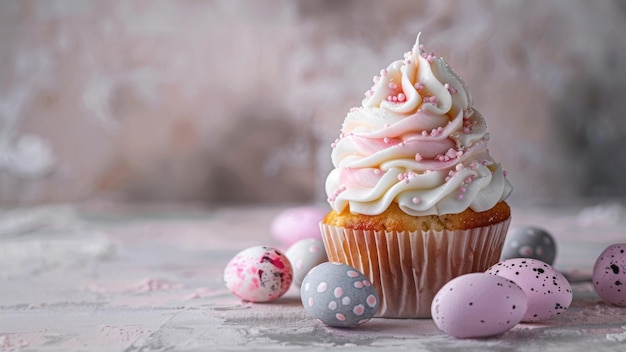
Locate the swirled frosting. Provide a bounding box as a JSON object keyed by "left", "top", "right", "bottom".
{"left": 325, "top": 34, "right": 513, "bottom": 216}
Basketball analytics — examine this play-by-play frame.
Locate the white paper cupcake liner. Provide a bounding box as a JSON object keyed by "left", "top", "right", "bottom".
{"left": 320, "top": 218, "right": 510, "bottom": 318}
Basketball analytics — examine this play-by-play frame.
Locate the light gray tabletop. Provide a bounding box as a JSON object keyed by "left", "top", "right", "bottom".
{"left": 1, "top": 201, "right": 625, "bottom": 351}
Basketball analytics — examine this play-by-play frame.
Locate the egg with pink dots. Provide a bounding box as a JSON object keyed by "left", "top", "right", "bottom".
{"left": 301, "top": 262, "right": 379, "bottom": 328}
{"left": 501, "top": 226, "right": 557, "bottom": 265}
{"left": 285, "top": 238, "right": 328, "bottom": 288}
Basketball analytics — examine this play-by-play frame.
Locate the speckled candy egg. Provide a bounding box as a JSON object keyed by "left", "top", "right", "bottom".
{"left": 501, "top": 226, "right": 557, "bottom": 265}
{"left": 270, "top": 206, "right": 326, "bottom": 246}
{"left": 285, "top": 239, "right": 328, "bottom": 287}
{"left": 431, "top": 273, "right": 527, "bottom": 339}
{"left": 486, "top": 258, "right": 572, "bottom": 322}
{"left": 593, "top": 243, "right": 626, "bottom": 306}
{"left": 301, "top": 262, "right": 379, "bottom": 328}
{"left": 224, "top": 246, "right": 293, "bottom": 302}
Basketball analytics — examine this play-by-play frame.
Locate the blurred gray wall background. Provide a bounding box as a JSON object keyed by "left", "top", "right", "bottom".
{"left": 1, "top": 0, "right": 626, "bottom": 207}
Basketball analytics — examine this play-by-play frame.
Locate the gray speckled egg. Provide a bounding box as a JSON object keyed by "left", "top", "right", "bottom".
{"left": 593, "top": 243, "right": 626, "bottom": 307}
{"left": 431, "top": 273, "right": 527, "bottom": 339}
{"left": 285, "top": 239, "right": 328, "bottom": 288}
{"left": 501, "top": 226, "right": 557, "bottom": 265}
{"left": 301, "top": 262, "right": 379, "bottom": 328}
{"left": 486, "top": 258, "right": 572, "bottom": 322}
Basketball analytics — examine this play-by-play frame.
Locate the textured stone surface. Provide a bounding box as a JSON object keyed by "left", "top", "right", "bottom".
{"left": 1, "top": 201, "right": 626, "bottom": 351}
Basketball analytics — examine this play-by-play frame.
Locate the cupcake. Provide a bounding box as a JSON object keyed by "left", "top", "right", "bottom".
{"left": 321, "top": 33, "right": 513, "bottom": 318}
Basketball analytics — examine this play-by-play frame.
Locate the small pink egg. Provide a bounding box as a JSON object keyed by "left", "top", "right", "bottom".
{"left": 593, "top": 243, "right": 626, "bottom": 306}
{"left": 223, "top": 246, "right": 293, "bottom": 302}
{"left": 486, "top": 258, "right": 572, "bottom": 322}
{"left": 270, "top": 206, "right": 327, "bottom": 246}
{"left": 431, "top": 273, "right": 527, "bottom": 338}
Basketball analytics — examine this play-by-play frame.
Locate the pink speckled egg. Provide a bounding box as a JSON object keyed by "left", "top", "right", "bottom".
{"left": 224, "top": 246, "right": 293, "bottom": 302}
{"left": 431, "top": 273, "right": 527, "bottom": 338}
{"left": 270, "top": 206, "right": 326, "bottom": 246}
{"left": 593, "top": 243, "right": 626, "bottom": 306}
{"left": 285, "top": 238, "right": 328, "bottom": 287}
{"left": 486, "top": 258, "right": 572, "bottom": 322}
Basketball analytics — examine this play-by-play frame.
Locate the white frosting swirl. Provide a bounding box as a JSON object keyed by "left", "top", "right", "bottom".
{"left": 325, "top": 34, "right": 512, "bottom": 216}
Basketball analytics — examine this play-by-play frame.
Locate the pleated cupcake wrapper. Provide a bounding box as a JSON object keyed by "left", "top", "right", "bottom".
{"left": 320, "top": 218, "right": 511, "bottom": 318}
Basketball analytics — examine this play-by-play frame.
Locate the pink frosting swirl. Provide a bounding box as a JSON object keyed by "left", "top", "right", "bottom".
{"left": 325, "top": 34, "right": 512, "bottom": 216}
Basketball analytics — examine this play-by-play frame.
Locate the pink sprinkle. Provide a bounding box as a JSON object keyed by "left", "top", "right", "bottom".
{"left": 336, "top": 313, "right": 346, "bottom": 321}
{"left": 414, "top": 153, "right": 422, "bottom": 161}
{"left": 415, "top": 82, "right": 424, "bottom": 90}
{"left": 363, "top": 280, "right": 371, "bottom": 287}
{"left": 309, "top": 245, "right": 319, "bottom": 253}
{"left": 354, "top": 281, "right": 364, "bottom": 289}
{"left": 373, "top": 75, "right": 380, "bottom": 83}
{"left": 460, "top": 187, "right": 467, "bottom": 193}
{"left": 346, "top": 270, "right": 359, "bottom": 278}
{"left": 504, "top": 170, "right": 509, "bottom": 177}
{"left": 397, "top": 93, "right": 406, "bottom": 102}
{"left": 308, "top": 297, "right": 314, "bottom": 307}
{"left": 463, "top": 127, "right": 471, "bottom": 134}
{"left": 405, "top": 59, "right": 411, "bottom": 64}
{"left": 380, "top": 69, "right": 387, "bottom": 76}
{"left": 421, "top": 131, "right": 428, "bottom": 136}
{"left": 457, "top": 194, "right": 464, "bottom": 201}
{"left": 373, "top": 169, "right": 381, "bottom": 175}
{"left": 388, "top": 82, "right": 398, "bottom": 90}
{"left": 392, "top": 96, "right": 398, "bottom": 102}
{"left": 334, "top": 287, "right": 343, "bottom": 298}
{"left": 444, "top": 83, "right": 458, "bottom": 94}
{"left": 412, "top": 197, "right": 421, "bottom": 204}
{"left": 465, "top": 176, "right": 473, "bottom": 184}
{"left": 384, "top": 137, "right": 390, "bottom": 143}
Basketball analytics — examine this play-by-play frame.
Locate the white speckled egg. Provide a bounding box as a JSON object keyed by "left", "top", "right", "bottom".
{"left": 270, "top": 206, "right": 326, "bottom": 246}
{"left": 593, "top": 243, "right": 626, "bottom": 306}
{"left": 486, "top": 258, "right": 572, "bottom": 322}
{"left": 224, "top": 246, "right": 293, "bottom": 302}
{"left": 501, "top": 226, "right": 557, "bottom": 265}
{"left": 301, "top": 262, "right": 379, "bottom": 328}
{"left": 431, "top": 273, "right": 526, "bottom": 339}
{"left": 285, "top": 239, "right": 328, "bottom": 287}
